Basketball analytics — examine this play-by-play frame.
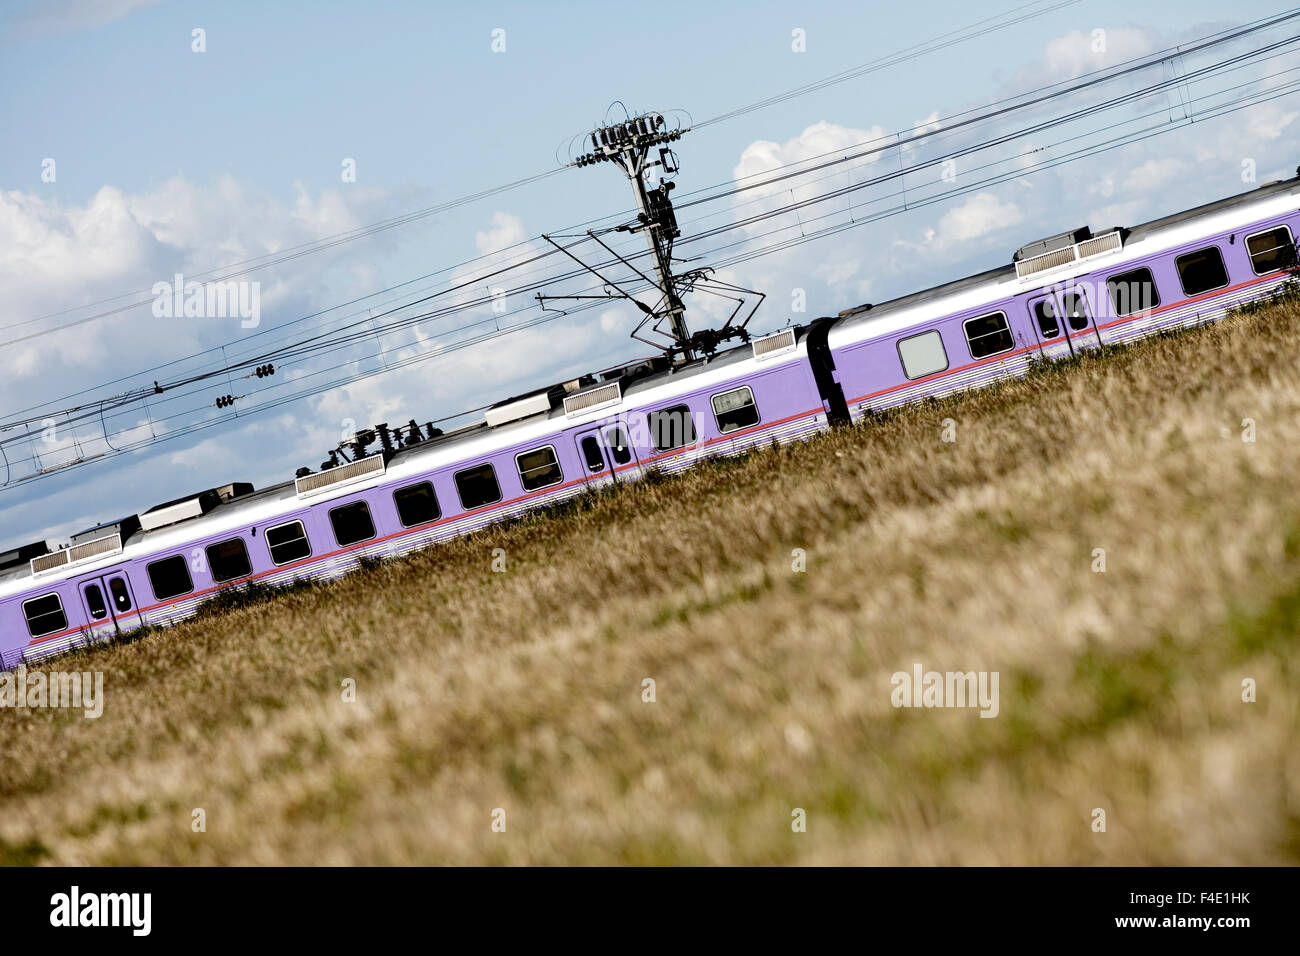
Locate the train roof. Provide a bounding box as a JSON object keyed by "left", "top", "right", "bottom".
{"left": 828, "top": 173, "right": 1300, "bottom": 338}
{"left": 0, "top": 324, "right": 808, "bottom": 595}
{"left": 7, "top": 171, "right": 1300, "bottom": 593}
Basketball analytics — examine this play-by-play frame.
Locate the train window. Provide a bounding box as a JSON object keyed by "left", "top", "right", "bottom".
{"left": 147, "top": 555, "right": 193, "bottom": 601}
{"left": 897, "top": 330, "right": 949, "bottom": 380}
{"left": 455, "top": 464, "right": 502, "bottom": 510}
{"left": 648, "top": 405, "right": 696, "bottom": 452}
{"left": 580, "top": 436, "right": 605, "bottom": 474}
{"left": 85, "top": 584, "right": 108, "bottom": 620}
{"left": 605, "top": 426, "right": 633, "bottom": 465}
{"left": 1246, "top": 226, "right": 1296, "bottom": 275}
{"left": 266, "top": 520, "right": 312, "bottom": 566}
{"left": 22, "top": 593, "right": 67, "bottom": 637}
{"left": 1176, "top": 246, "right": 1229, "bottom": 297}
{"left": 206, "top": 538, "right": 252, "bottom": 583}
{"left": 963, "top": 312, "right": 1013, "bottom": 359}
{"left": 1061, "top": 292, "right": 1090, "bottom": 332}
{"left": 330, "top": 501, "right": 376, "bottom": 547}
{"left": 711, "top": 386, "right": 760, "bottom": 434}
{"left": 516, "top": 446, "right": 563, "bottom": 492}
{"left": 1033, "top": 299, "right": 1059, "bottom": 339}
{"left": 394, "top": 482, "right": 440, "bottom": 528}
{"left": 1106, "top": 267, "right": 1160, "bottom": 317}
{"left": 109, "top": 577, "right": 132, "bottom": 612}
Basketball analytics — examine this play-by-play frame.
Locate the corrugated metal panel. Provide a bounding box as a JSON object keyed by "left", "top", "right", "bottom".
{"left": 295, "top": 453, "right": 385, "bottom": 497}
{"left": 563, "top": 382, "right": 621, "bottom": 418}
{"left": 1015, "top": 229, "right": 1123, "bottom": 280}
{"left": 69, "top": 533, "right": 122, "bottom": 564}
{"left": 752, "top": 328, "right": 797, "bottom": 361}
{"left": 29, "top": 533, "right": 123, "bottom": 576}
{"left": 1076, "top": 230, "right": 1123, "bottom": 259}
{"left": 30, "top": 550, "right": 70, "bottom": 575}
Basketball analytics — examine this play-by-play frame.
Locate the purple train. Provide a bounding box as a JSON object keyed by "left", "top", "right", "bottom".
{"left": 3, "top": 174, "right": 1299, "bottom": 664}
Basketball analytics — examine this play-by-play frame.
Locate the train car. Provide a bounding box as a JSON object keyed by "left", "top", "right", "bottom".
{"left": 0, "top": 323, "right": 835, "bottom": 664}
{"left": 2, "top": 173, "right": 1298, "bottom": 666}
{"left": 824, "top": 176, "right": 1300, "bottom": 417}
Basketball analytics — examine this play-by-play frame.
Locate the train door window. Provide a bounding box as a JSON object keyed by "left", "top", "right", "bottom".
{"left": 604, "top": 426, "right": 633, "bottom": 465}
{"left": 455, "top": 464, "right": 502, "bottom": 510}
{"left": 394, "top": 481, "right": 440, "bottom": 527}
{"left": 963, "top": 312, "right": 1013, "bottom": 359}
{"left": 1033, "top": 299, "right": 1060, "bottom": 339}
{"left": 206, "top": 537, "right": 252, "bottom": 583}
{"left": 649, "top": 405, "right": 696, "bottom": 452}
{"left": 1106, "top": 267, "right": 1160, "bottom": 316}
{"left": 897, "top": 330, "right": 948, "bottom": 380}
{"left": 711, "top": 386, "right": 760, "bottom": 433}
{"left": 85, "top": 584, "right": 108, "bottom": 620}
{"left": 1175, "top": 246, "right": 1228, "bottom": 297}
{"left": 147, "top": 555, "right": 193, "bottom": 601}
{"left": 266, "top": 520, "right": 312, "bottom": 566}
{"left": 1061, "top": 292, "right": 1090, "bottom": 332}
{"left": 22, "top": 593, "right": 67, "bottom": 637}
{"left": 109, "top": 577, "right": 132, "bottom": 612}
{"left": 330, "top": 501, "right": 376, "bottom": 547}
{"left": 1246, "top": 226, "right": 1296, "bottom": 275}
{"left": 516, "top": 446, "right": 563, "bottom": 491}
{"left": 580, "top": 436, "right": 605, "bottom": 473}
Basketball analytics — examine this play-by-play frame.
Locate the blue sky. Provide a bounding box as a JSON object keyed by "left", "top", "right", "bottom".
{"left": 2, "top": 0, "right": 1299, "bottom": 545}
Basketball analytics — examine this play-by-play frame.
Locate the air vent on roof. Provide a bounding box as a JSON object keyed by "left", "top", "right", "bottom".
{"left": 30, "top": 533, "right": 123, "bottom": 577}
{"left": 30, "top": 550, "right": 70, "bottom": 575}
{"left": 296, "top": 452, "right": 385, "bottom": 497}
{"left": 752, "top": 328, "right": 798, "bottom": 362}
{"left": 485, "top": 391, "right": 554, "bottom": 427}
{"left": 563, "top": 381, "right": 622, "bottom": 418}
{"left": 1014, "top": 227, "right": 1091, "bottom": 261}
{"left": 1014, "top": 229, "right": 1123, "bottom": 281}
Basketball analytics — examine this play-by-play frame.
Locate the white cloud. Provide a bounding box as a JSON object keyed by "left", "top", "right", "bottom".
{"left": 1015, "top": 27, "right": 1156, "bottom": 85}
{"left": 930, "top": 192, "right": 1024, "bottom": 249}
{"left": 474, "top": 211, "right": 527, "bottom": 256}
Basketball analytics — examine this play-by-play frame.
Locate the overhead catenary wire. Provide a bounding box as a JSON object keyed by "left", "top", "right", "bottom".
{"left": 3, "top": 34, "right": 1294, "bottom": 444}
{"left": 4, "top": 69, "right": 1294, "bottom": 487}
{"left": 3, "top": 12, "right": 1299, "bottom": 488}
{"left": 1, "top": 0, "right": 1080, "bottom": 347}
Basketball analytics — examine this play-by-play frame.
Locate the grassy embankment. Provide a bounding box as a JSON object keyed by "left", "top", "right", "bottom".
{"left": 1, "top": 293, "right": 1298, "bottom": 864}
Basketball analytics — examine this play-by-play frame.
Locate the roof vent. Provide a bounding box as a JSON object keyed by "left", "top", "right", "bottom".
{"left": 30, "top": 532, "right": 124, "bottom": 577}
{"left": 563, "top": 381, "right": 622, "bottom": 418}
{"left": 295, "top": 452, "right": 385, "bottom": 498}
{"left": 752, "top": 328, "right": 798, "bottom": 362}
{"left": 1014, "top": 227, "right": 1091, "bottom": 262}
{"left": 1014, "top": 228, "right": 1123, "bottom": 281}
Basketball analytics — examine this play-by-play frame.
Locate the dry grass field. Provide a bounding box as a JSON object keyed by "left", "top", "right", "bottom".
{"left": 2, "top": 296, "right": 1299, "bottom": 865}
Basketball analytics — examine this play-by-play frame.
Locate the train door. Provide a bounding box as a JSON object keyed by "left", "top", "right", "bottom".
{"left": 78, "top": 572, "right": 138, "bottom": 638}
{"left": 573, "top": 421, "right": 638, "bottom": 484}
{"left": 1028, "top": 286, "right": 1103, "bottom": 356}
